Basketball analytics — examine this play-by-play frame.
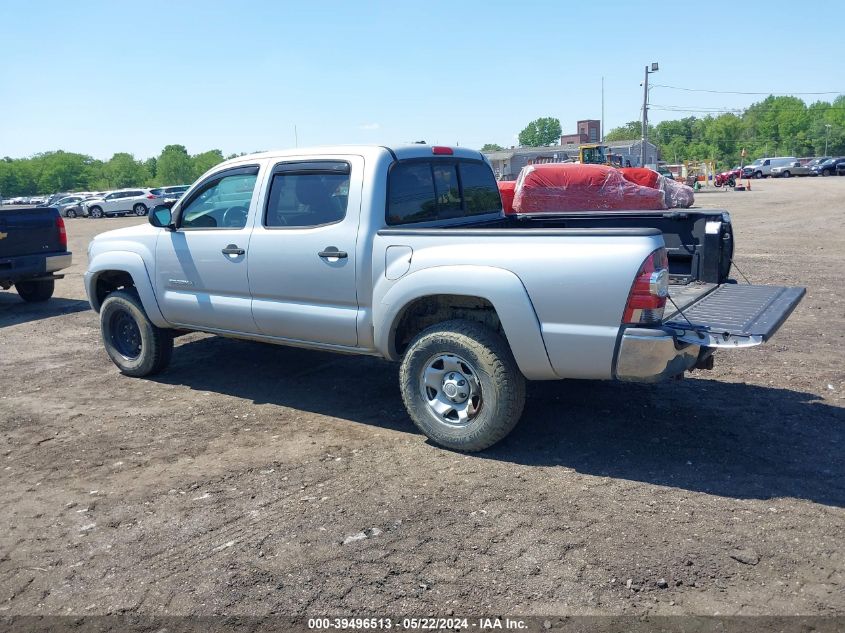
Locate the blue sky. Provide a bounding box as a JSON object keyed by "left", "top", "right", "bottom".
{"left": 2, "top": 0, "right": 842, "bottom": 160}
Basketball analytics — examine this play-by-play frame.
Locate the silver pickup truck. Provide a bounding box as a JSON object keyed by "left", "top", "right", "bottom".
{"left": 84, "top": 145, "right": 805, "bottom": 451}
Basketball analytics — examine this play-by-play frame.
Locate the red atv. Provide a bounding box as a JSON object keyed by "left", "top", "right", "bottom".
{"left": 714, "top": 167, "right": 742, "bottom": 188}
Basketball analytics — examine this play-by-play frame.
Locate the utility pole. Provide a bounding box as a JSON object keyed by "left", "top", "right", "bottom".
{"left": 825, "top": 124, "right": 832, "bottom": 156}
{"left": 641, "top": 62, "right": 658, "bottom": 167}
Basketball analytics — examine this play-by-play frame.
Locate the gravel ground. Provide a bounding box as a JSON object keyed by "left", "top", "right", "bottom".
{"left": 1, "top": 176, "right": 843, "bottom": 618}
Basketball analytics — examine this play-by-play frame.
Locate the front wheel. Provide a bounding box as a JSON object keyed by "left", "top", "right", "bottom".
{"left": 782, "top": 170, "right": 791, "bottom": 178}
{"left": 100, "top": 289, "right": 173, "bottom": 377}
{"left": 133, "top": 203, "right": 147, "bottom": 216}
{"left": 822, "top": 169, "right": 831, "bottom": 177}
{"left": 89, "top": 206, "right": 103, "bottom": 218}
{"left": 16, "top": 279, "right": 54, "bottom": 302}
{"left": 399, "top": 319, "right": 526, "bottom": 452}
{"left": 754, "top": 171, "right": 763, "bottom": 179}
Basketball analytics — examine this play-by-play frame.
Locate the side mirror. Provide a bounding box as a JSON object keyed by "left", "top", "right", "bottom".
{"left": 149, "top": 205, "right": 175, "bottom": 230}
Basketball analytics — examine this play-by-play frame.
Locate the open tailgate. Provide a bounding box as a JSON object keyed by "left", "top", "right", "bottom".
{"left": 665, "top": 284, "right": 806, "bottom": 348}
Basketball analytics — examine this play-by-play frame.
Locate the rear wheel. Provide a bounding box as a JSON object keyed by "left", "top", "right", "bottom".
{"left": 399, "top": 319, "right": 526, "bottom": 452}
{"left": 15, "top": 279, "right": 54, "bottom": 302}
{"left": 133, "top": 203, "right": 147, "bottom": 216}
{"left": 100, "top": 289, "right": 173, "bottom": 376}
{"left": 66, "top": 208, "right": 77, "bottom": 218}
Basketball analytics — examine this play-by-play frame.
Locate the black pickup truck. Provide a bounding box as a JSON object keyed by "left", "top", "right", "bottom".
{"left": 0, "top": 207, "right": 72, "bottom": 302}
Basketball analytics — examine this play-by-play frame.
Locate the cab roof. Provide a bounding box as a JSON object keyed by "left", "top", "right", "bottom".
{"left": 216, "top": 145, "right": 485, "bottom": 170}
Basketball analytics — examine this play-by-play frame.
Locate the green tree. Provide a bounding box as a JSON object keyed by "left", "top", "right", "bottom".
{"left": 604, "top": 121, "right": 645, "bottom": 141}
{"left": 191, "top": 149, "right": 224, "bottom": 180}
{"left": 144, "top": 157, "right": 157, "bottom": 182}
{"left": 102, "top": 153, "right": 149, "bottom": 189}
{"left": 156, "top": 144, "right": 194, "bottom": 185}
{"left": 518, "top": 117, "right": 562, "bottom": 147}
{"left": 480, "top": 143, "right": 505, "bottom": 152}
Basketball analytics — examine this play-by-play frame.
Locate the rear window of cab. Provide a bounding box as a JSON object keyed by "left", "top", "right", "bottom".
{"left": 387, "top": 158, "right": 501, "bottom": 225}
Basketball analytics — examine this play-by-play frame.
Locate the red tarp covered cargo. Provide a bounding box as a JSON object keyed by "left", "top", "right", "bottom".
{"left": 496, "top": 181, "right": 516, "bottom": 214}
{"left": 511, "top": 163, "right": 666, "bottom": 214}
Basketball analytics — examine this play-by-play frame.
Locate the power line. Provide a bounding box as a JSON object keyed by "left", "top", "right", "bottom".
{"left": 651, "top": 84, "right": 843, "bottom": 96}
{"left": 650, "top": 104, "right": 845, "bottom": 113}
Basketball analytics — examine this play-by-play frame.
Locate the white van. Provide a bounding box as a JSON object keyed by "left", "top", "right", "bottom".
{"left": 742, "top": 156, "right": 798, "bottom": 179}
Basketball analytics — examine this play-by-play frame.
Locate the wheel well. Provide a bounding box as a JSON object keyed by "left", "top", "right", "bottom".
{"left": 95, "top": 270, "right": 136, "bottom": 309}
{"left": 393, "top": 294, "right": 503, "bottom": 356}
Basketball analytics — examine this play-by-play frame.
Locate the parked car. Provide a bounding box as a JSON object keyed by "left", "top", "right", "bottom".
{"left": 1, "top": 206, "right": 72, "bottom": 302}
{"left": 30, "top": 195, "right": 49, "bottom": 206}
{"left": 804, "top": 157, "right": 831, "bottom": 175}
{"left": 742, "top": 156, "right": 798, "bottom": 179}
{"left": 83, "top": 188, "right": 158, "bottom": 218}
{"left": 84, "top": 144, "right": 805, "bottom": 451}
{"left": 809, "top": 157, "right": 845, "bottom": 177}
{"left": 714, "top": 166, "right": 742, "bottom": 187}
{"left": 770, "top": 161, "right": 811, "bottom": 178}
{"left": 149, "top": 185, "right": 191, "bottom": 202}
{"left": 54, "top": 195, "right": 86, "bottom": 217}
{"left": 46, "top": 192, "right": 72, "bottom": 206}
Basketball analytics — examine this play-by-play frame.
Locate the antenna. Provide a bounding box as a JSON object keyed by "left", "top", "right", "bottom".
{"left": 601, "top": 76, "right": 605, "bottom": 143}
{"left": 294, "top": 125, "right": 298, "bottom": 148}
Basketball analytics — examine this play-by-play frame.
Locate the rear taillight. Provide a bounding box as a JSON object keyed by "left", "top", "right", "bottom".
{"left": 622, "top": 248, "right": 669, "bottom": 325}
{"left": 146, "top": 194, "right": 156, "bottom": 199}
{"left": 56, "top": 215, "right": 67, "bottom": 248}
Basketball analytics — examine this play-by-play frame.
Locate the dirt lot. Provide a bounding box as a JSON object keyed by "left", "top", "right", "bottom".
{"left": 1, "top": 177, "right": 843, "bottom": 619}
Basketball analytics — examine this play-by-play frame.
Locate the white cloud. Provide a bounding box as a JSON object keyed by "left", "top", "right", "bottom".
{"left": 359, "top": 123, "right": 380, "bottom": 130}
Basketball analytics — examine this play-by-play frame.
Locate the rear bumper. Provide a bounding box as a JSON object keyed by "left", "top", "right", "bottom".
{"left": 1, "top": 251, "right": 72, "bottom": 285}
{"left": 46, "top": 253, "right": 72, "bottom": 272}
{"left": 614, "top": 327, "right": 701, "bottom": 382}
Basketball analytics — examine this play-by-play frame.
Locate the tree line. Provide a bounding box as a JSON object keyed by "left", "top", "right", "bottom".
{"left": 480, "top": 95, "right": 845, "bottom": 169}
{"left": 605, "top": 95, "right": 845, "bottom": 168}
{"left": 0, "top": 145, "right": 233, "bottom": 197}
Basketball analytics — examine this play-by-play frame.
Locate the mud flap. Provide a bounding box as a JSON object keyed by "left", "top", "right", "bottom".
{"left": 665, "top": 284, "right": 806, "bottom": 348}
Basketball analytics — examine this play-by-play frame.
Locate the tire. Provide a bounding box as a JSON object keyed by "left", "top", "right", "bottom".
{"left": 133, "top": 203, "right": 147, "bottom": 216}
{"left": 66, "top": 208, "right": 77, "bottom": 218}
{"left": 399, "top": 319, "right": 526, "bottom": 452}
{"left": 89, "top": 206, "right": 103, "bottom": 218}
{"left": 782, "top": 170, "right": 791, "bottom": 178}
{"left": 822, "top": 169, "right": 831, "bottom": 177}
{"left": 15, "top": 279, "right": 54, "bottom": 302}
{"left": 727, "top": 177, "right": 736, "bottom": 188}
{"left": 754, "top": 171, "right": 763, "bottom": 179}
{"left": 100, "top": 289, "right": 173, "bottom": 377}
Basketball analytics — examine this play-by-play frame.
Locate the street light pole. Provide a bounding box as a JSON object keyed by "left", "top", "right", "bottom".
{"left": 641, "top": 62, "right": 658, "bottom": 167}
{"left": 824, "top": 124, "right": 832, "bottom": 156}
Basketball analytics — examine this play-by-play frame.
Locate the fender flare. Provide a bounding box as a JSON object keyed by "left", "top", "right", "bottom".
{"left": 85, "top": 251, "right": 169, "bottom": 328}
{"left": 373, "top": 265, "right": 557, "bottom": 380}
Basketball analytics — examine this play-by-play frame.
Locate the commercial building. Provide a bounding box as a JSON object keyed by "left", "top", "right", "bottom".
{"left": 483, "top": 146, "right": 576, "bottom": 181}
{"left": 559, "top": 119, "right": 601, "bottom": 147}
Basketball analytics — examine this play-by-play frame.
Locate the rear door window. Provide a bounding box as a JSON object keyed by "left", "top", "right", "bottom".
{"left": 264, "top": 162, "right": 350, "bottom": 228}
{"left": 387, "top": 159, "right": 501, "bottom": 225}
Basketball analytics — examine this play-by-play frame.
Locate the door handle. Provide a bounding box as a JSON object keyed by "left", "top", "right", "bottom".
{"left": 221, "top": 244, "right": 245, "bottom": 256}
{"left": 318, "top": 247, "right": 348, "bottom": 259}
